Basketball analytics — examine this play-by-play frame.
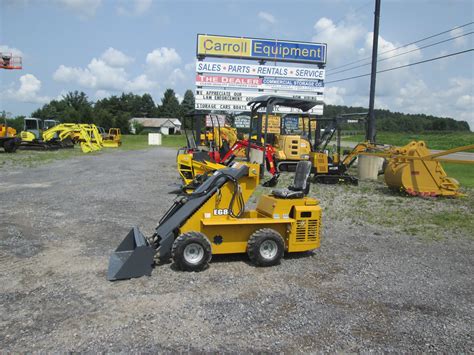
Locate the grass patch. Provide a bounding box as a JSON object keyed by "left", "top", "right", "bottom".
{"left": 342, "top": 132, "right": 474, "bottom": 150}
{"left": 119, "top": 134, "right": 186, "bottom": 150}
{"left": 161, "top": 135, "right": 186, "bottom": 148}
{"left": 0, "top": 134, "right": 187, "bottom": 168}
{"left": 443, "top": 163, "right": 474, "bottom": 188}
{"left": 0, "top": 147, "right": 86, "bottom": 169}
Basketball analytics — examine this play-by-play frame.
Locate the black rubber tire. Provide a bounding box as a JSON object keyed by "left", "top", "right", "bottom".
{"left": 247, "top": 228, "right": 285, "bottom": 267}
{"left": 171, "top": 231, "right": 212, "bottom": 271}
{"left": 3, "top": 139, "right": 18, "bottom": 153}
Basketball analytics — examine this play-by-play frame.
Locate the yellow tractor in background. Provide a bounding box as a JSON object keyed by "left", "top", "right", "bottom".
{"left": 103, "top": 128, "right": 122, "bottom": 147}
{"left": 108, "top": 161, "right": 322, "bottom": 280}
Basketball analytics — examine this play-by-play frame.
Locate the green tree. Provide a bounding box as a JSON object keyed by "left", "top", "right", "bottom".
{"left": 180, "top": 90, "right": 195, "bottom": 116}
{"left": 139, "top": 94, "right": 156, "bottom": 117}
{"left": 158, "top": 89, "right": 181, "bottom": 118}
{"left": 93, "top": 109, "right": 115, "bottom": 129}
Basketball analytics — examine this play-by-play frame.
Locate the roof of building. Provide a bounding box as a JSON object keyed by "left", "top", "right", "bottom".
{"left": 130, "top": 117, "right": 181, "bottom": 128}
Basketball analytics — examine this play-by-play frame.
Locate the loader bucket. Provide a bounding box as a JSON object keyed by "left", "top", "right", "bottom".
{"left": 384, "top": 141, "right": 460, "bottom": 197}
{"left": 107, "top": 227, "right": 155, "bottom": 281}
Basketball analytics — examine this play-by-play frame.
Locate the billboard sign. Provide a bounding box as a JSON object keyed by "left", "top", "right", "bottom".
{"left": 196, "top": 74, "right": 324, "bottom": 92}
{"left": 195, "top": 89, "right": 323, "bottom": 103}
{"left": 195, "top": 101, "right": 323, "bottom": 115}
{"left": 197, "top": 34, "right": 326, "bottom": 64}
{"left": 196, "top": 61, "right": 325, "bottom": 80}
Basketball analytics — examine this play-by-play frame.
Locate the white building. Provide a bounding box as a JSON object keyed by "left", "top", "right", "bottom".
{"left": 130, "top": 117, "right": 182, "bottom": 135}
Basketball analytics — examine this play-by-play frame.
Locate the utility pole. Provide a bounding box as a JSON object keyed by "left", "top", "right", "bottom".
{"left": 367, "top": 0, "right": 381, "bottom": 143}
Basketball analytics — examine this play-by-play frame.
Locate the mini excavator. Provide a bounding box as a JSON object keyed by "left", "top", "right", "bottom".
{"left": 108, "top": 161, "right": 322, "bottom": 280}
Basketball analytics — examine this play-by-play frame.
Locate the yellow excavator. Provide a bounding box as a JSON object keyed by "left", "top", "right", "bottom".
{"left": 20, "top": 120, "right": 121, "bottom": 153}
{"left": 20, "top": 118, "right": 75, "bottom": 150}
{"left": 107, "top": 161, "right": 322, "bottom": 280}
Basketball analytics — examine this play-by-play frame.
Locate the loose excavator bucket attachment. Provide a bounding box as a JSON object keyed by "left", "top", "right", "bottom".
{"left": 384, "top": 141, "right": 462, "bottom": 197}
{"left": 107, "top": 227, "right": 155, "bottom": 281}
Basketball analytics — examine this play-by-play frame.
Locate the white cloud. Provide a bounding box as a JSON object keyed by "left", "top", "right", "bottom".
{"left": 377, "top": 77, "right": 474, "bottom": 129}
{"left": 317, "top": 15, "right": 472, "bottom": 129}
{"left": 450, "top": 27, "right": 467, "bottom": 47}
{"left": 258, "top": 11, "right": 276, "bottom": 24}
{"left": 117, "top": 0, "right": 152, "bottom": 16}
{"left": 167, "top": 68, "right": 186, "bottom": 86}
{"left": 52, "top": 47, "right": 189, "bottom": 98}
{"left": 313, "top": 17, "right": 365, "bottom": 66}
{"left": 456, "top": 94, "right": 472, "bottom": 108}
{"left": 100, "top": 47, "right": 134, "bottom": 67}
{"left": 54, "top": 57, "right": 157, "bottom": 93}
{"left": 4, "top": 74, "right": 50, "bottom": 104}
{"left": 56, "top": 0, "right": 102, "bottom": 18}
{"left": 0, "top": 44, "right": 23, "bottom": 57}
{"left": 128, "top": 74, "right": 156, "bottom": 91}
{"left": 146, "top": 47, "right": 182, "bottom": 74}
{"left": 324, "top": 86, "right": 346, "bottom": 105}
{"left": 360, "top": 32, "right": 422, "bottom": 67}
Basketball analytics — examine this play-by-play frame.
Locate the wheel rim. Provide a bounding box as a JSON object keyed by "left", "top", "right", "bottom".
{"left": 259, "top": 240, "right": 278, "bottom": 260}
{"left": 183, "top": 243, "right": 205, "bottom": 265}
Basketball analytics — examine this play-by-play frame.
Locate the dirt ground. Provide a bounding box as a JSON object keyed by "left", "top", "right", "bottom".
{"left": 0, "top": 147, "right": 472, "bottom": 352}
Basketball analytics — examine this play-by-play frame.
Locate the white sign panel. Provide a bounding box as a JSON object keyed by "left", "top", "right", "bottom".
{"left": 195, "top": 100, "right": 323, "bottom": 115}
{"left": 234, "top": 115, "right": 251, "bottom": 128}
{"left": 205, "top": 114, "right": 226, "bottom": 127}
{"left": 196, "top": 61, "right": 325, "bottom": 80}
{"left": 195, "top": 89, "right": 323, "bottom": 103}
{"left": 196, "top": 74, "right": 324, "bottom": 93}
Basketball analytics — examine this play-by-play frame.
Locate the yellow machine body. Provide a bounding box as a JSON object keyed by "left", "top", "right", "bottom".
{"left": 274, "top": 134, "right": 311, "bottom": 161}
{"left": 178, "top": 163, "right": 322, "bottom": 255}
{"left": 0, "top": 125, "right": 17, "bottom": 138}
{"left": 20, "top": 130, "right": 36, "bottom": 142}
{"left": 310, "top": 152, "right": 329, "bottom": 174}
{"left": 200, "top": 127, "right": 238, "bottom": 149}
{"left": 177, "top": 152, "right": 226, "bottom": 186}
{"left": 102, "top": 128, "right": 122, "bottom": 148}
{"left": 383, "top": 141, "right": 461, "bottom": 196}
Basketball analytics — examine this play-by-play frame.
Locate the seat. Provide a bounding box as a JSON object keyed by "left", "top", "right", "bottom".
{"left": 272, "top": 161, "right": 312, "bottom": 199}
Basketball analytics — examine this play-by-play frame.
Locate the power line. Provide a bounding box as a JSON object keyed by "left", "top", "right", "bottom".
{"left": 327, "top": 31, "right": 474, "bottom": 76}
{"left": 325, "top": 48, "right": 474, "bottom": 84}
{"left": 326, "top": 21, "right": 474, "bottom": 72}
{"left": 313, "top": 1, "right": 372, "bottom": 39}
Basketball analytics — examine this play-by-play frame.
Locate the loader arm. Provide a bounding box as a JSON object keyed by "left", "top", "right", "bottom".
{"left": 107, "top": 163, "right": 258, "bottom": 280}
{"left": 153, "top": 164, "right": 251, "bottom": 259}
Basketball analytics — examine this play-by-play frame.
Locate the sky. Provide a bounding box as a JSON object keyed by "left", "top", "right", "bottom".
{"left": 1, "top": 0, "right": 473, "bottom": 129}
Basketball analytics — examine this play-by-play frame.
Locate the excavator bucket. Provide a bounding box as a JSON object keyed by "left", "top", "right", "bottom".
{"left": 384, "top": 141, "right": 461, "bottom": 197}
{"left": 107, "top": 227, "right": 155, "bottom": 281}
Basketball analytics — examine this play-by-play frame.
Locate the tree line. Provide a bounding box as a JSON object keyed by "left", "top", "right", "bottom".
{"left": 2, "top": 90, "right": 470, "bottom": 133}
{"left": 323, "top": 105, "right": 470, "bottom": 132}
{"left": 3, "top": 89, "right": 195, "bottom": 134}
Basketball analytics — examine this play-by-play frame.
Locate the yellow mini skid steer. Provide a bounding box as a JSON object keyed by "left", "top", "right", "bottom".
{"left": 107, "top": 161, "right": 322, "bottom": 280}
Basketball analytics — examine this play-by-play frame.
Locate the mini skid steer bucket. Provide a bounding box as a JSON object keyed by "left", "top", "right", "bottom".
{"left": 107, "top": 227, "right": 155, "bottom": 281}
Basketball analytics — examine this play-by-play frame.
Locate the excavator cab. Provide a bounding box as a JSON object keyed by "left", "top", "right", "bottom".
{"left": 246, "top": 95, "right": 323, "bottom": 175}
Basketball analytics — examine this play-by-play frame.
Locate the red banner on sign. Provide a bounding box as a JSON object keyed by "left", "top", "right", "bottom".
{"left": 196, "top": 74, "right": 262, "bottom": 87}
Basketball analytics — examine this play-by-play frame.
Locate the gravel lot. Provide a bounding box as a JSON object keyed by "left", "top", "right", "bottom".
{"left": 0, "top": 147, "right": 472, "bottom": 352}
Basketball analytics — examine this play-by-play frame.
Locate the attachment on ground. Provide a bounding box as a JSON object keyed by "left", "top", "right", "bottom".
{"left": 107, "top": 226, "right": 155, "bottom": 281}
